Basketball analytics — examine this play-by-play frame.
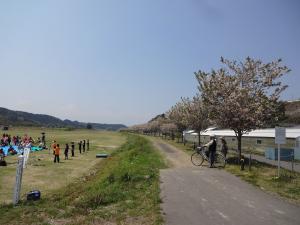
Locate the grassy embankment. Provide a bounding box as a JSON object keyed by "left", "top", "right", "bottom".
{"left": 156, "top": 136, "right": 300, "bottom": 204}
{"left": 0, "top": 127, "right": 126, "bottom": 203}
{"left": 0, "top": 133, "right": 166, "bottom": 225}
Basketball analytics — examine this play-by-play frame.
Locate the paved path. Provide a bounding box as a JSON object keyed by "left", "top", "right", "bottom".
{"left": 152, "top": 139, "right": 300, "bottom": 225}
{"left": 245, "top": 153, "right": 300, "bottom": 173}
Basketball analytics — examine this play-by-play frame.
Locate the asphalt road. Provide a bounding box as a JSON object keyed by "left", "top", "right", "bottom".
{"left": 152, "top": 140, "right": 300, "bottom": 225}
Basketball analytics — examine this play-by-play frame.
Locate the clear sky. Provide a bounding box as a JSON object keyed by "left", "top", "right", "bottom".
{"left": 0, "top": 0, "right": 299, "bottom": 126}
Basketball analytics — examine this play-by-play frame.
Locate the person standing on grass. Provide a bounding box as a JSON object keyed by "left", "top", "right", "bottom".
{"left": 87, "top": 139, "right": 89, "bottom": 151}
{"left": 54, "top": 144, "right": 60, "bottom": 163}
{"left": 13, "top": 136, "right": 17, "bottom": 145}
{"left": 71, "top": 142, "right": 75, "bottom": 157}
{"left": 83, "top": 140, "right": 86, "bottom": 152}
{"left": 41, "top": 132, "right": 46, "bottom": 148}
{"left": 64, "top": 143, "right": 69, "bottom": 160}
{"left": 78, "top": 141, "right": 82, "bottom": 154}
{"left": 220, "top": 137, "right": 228, "bottom": 159}
{"left": 51, "top": 140, "right": 57, "bottom": 154}
{"left": 16, "top": 136, "right": 20, "bottom": 145}
{"left": 8, "top": 135, "right": 11, "bottom": 145}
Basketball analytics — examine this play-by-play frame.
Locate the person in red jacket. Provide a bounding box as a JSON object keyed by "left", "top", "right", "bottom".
{"left": 54, "top": 144, "right": 60, "bottom": 163}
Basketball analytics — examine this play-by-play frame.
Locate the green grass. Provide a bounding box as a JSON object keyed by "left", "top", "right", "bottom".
{"left": 0, "top": 127, "right": 126, "bottom": 204}
{"left": 0, "top": 134, "right": 166, "bottom": 225}
{"left": 224, "top": 154, "right": 300, "bottom": 203}
{"left": 154, "top": 135, "right": 300, "bottom": 204}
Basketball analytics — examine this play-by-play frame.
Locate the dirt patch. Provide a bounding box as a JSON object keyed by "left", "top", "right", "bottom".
{"left": 156, "top": 143, "right": 176, "bottom": 154}
{"left": 151, "top": 139, "right": 192, "bottom": 168}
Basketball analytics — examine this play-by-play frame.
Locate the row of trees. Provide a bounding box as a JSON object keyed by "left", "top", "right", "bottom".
{"left": 128, "top": 115, "right": 178, "bottom": 139}
{"left": 129, "top": 57, "right": 290, "bottom": 160}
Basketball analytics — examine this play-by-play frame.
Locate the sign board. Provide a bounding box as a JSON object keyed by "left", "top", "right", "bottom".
{"left": 13, "top": 155, "right": 24, "bottom": 205}
{"left": 275, "top": 127, "right": 286, "bottom": 145}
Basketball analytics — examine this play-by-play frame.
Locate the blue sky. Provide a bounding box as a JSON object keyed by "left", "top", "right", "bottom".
{"left": 0, "top": 0, "right": 299, "bottom": 126}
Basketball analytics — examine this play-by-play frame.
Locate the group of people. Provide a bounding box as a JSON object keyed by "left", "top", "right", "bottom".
{"left": 204, "top": 135, "right": 228, "bottom": 168}
{"left": 51, "top": 139, "right": 89, "bottom": 163}
{"left": 1, "top": 134, "right": 11, "bottom": 146}
{"left": 0, "top": 133, "right": 38, "bottom": 159}
{"left": 0, "top": 133, "right": 44, "bottom": 147}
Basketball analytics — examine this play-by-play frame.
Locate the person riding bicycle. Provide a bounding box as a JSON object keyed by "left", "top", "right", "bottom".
{"left": 204, "top": 134, "right": 217, "bottom": 168}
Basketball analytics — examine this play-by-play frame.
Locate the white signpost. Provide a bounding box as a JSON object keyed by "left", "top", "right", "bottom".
{"left": 275, "top": 127, "right": 286, "bottom": 177}
{"left": 23, "top": 148, "right": 30, "bottom": 169}
{"left": 13, "top": 155, "right": 24, "bottom": 205}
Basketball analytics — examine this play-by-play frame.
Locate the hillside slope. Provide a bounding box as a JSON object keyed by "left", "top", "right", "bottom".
{"left": 0, "top": 107, "right": 127, "bottom": 131}
{"left": 284, "top": 100, "right": 300, "bottom": 125}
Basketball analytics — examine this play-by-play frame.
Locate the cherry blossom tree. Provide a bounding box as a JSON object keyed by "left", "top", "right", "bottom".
{"left": 167, "top": 101, "right": 188, "bottom": 142}
{"left": 161, "top": 123, "right": 178, "bottom": 140}
{"left": 182, "top": 96, "right": 210, "bottom": 146}
{"left": 128, "top": 124, "right": 149, "bottom": 134}
{"left": 148, "top": 121, "right": 161, "bottom": 136}
{"left": 196, "top": 57, "right": 290, "bottom": 160}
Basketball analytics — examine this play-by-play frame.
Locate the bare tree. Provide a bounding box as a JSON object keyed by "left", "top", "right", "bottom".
{"left": 196, "top": 57, "right": 290, "bottom": 160}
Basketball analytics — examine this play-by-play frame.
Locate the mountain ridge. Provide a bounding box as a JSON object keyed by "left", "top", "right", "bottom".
{"left": 0, "top": 107, "right": 127, "bottom": 131}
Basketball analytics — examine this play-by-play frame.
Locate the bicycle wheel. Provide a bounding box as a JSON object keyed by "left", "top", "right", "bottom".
{"left": 191, "top": 152, "right": 204, "bottom": 166}
{"left": 214, "top": 152, "right": 226, "bottom": 168}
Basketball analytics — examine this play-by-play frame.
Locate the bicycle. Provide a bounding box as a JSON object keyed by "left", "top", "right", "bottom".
{"left": 191, "top": 146, "right": 226, "bottom": 168}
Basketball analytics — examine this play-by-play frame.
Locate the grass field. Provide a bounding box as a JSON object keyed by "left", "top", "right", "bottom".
{"left": 0, "top": 134, "right": 166, "bottom": 225}
{"left": 0, "top": 127, "right": 126, "bottom": 204}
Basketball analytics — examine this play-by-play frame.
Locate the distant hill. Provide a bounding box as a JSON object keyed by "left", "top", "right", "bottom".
{"left": 283, "top": 100, "right": 300, "bottom": 126}
{"left": 148, "top": 114, "right": 166, "bottom": 123}
{"left": 0, "top": 107, "right": 127, "bottom": 131}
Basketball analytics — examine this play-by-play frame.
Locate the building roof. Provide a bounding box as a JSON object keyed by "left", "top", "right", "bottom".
{"left": 185, "top": 128, "right": 300, "bottom": 139}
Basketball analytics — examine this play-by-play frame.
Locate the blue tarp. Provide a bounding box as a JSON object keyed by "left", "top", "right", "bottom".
{"left": 0, "top": 145, "right": 44, "bottom": 156}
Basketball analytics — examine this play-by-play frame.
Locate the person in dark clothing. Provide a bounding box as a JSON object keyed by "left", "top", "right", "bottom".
{"left": 87, "top": 139, "right": 89, "bottom": 151}
{"left": 8, "top": 135, "right": 11, "bottom": 145}
{"left": 41, "top": 132, "right": 46, "bottom": 148}
{"left": 78, "top": 141, "right": 82, "bottom": 154}
{"left": 83, "top": 140, "right": 86, "bottom": 152}
{"left": 64, "top": 143, "right": 69, "bottom": 160}
{"left": 71, "top": 142, "right": 75, "bottom": 157}
{"left": 204, "top": 135, "right": 217, "bottom": 168}
{"left": 16, "top": 136, "right": 20, "bottom": 145}
{"left": 220, "top": 137, "right": 228, "bottom": 159}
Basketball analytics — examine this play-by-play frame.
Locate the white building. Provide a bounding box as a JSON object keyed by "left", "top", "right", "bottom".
{"left": 183, "top": 127, "right": 300, "bottom": 159}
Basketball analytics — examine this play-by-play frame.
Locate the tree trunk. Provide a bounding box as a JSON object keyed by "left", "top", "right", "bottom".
{"left": 237, "top": 131, "right": 242, "bottom": 163}
{"left": 198, "top": 131, "right": 201, "bottom": 147}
